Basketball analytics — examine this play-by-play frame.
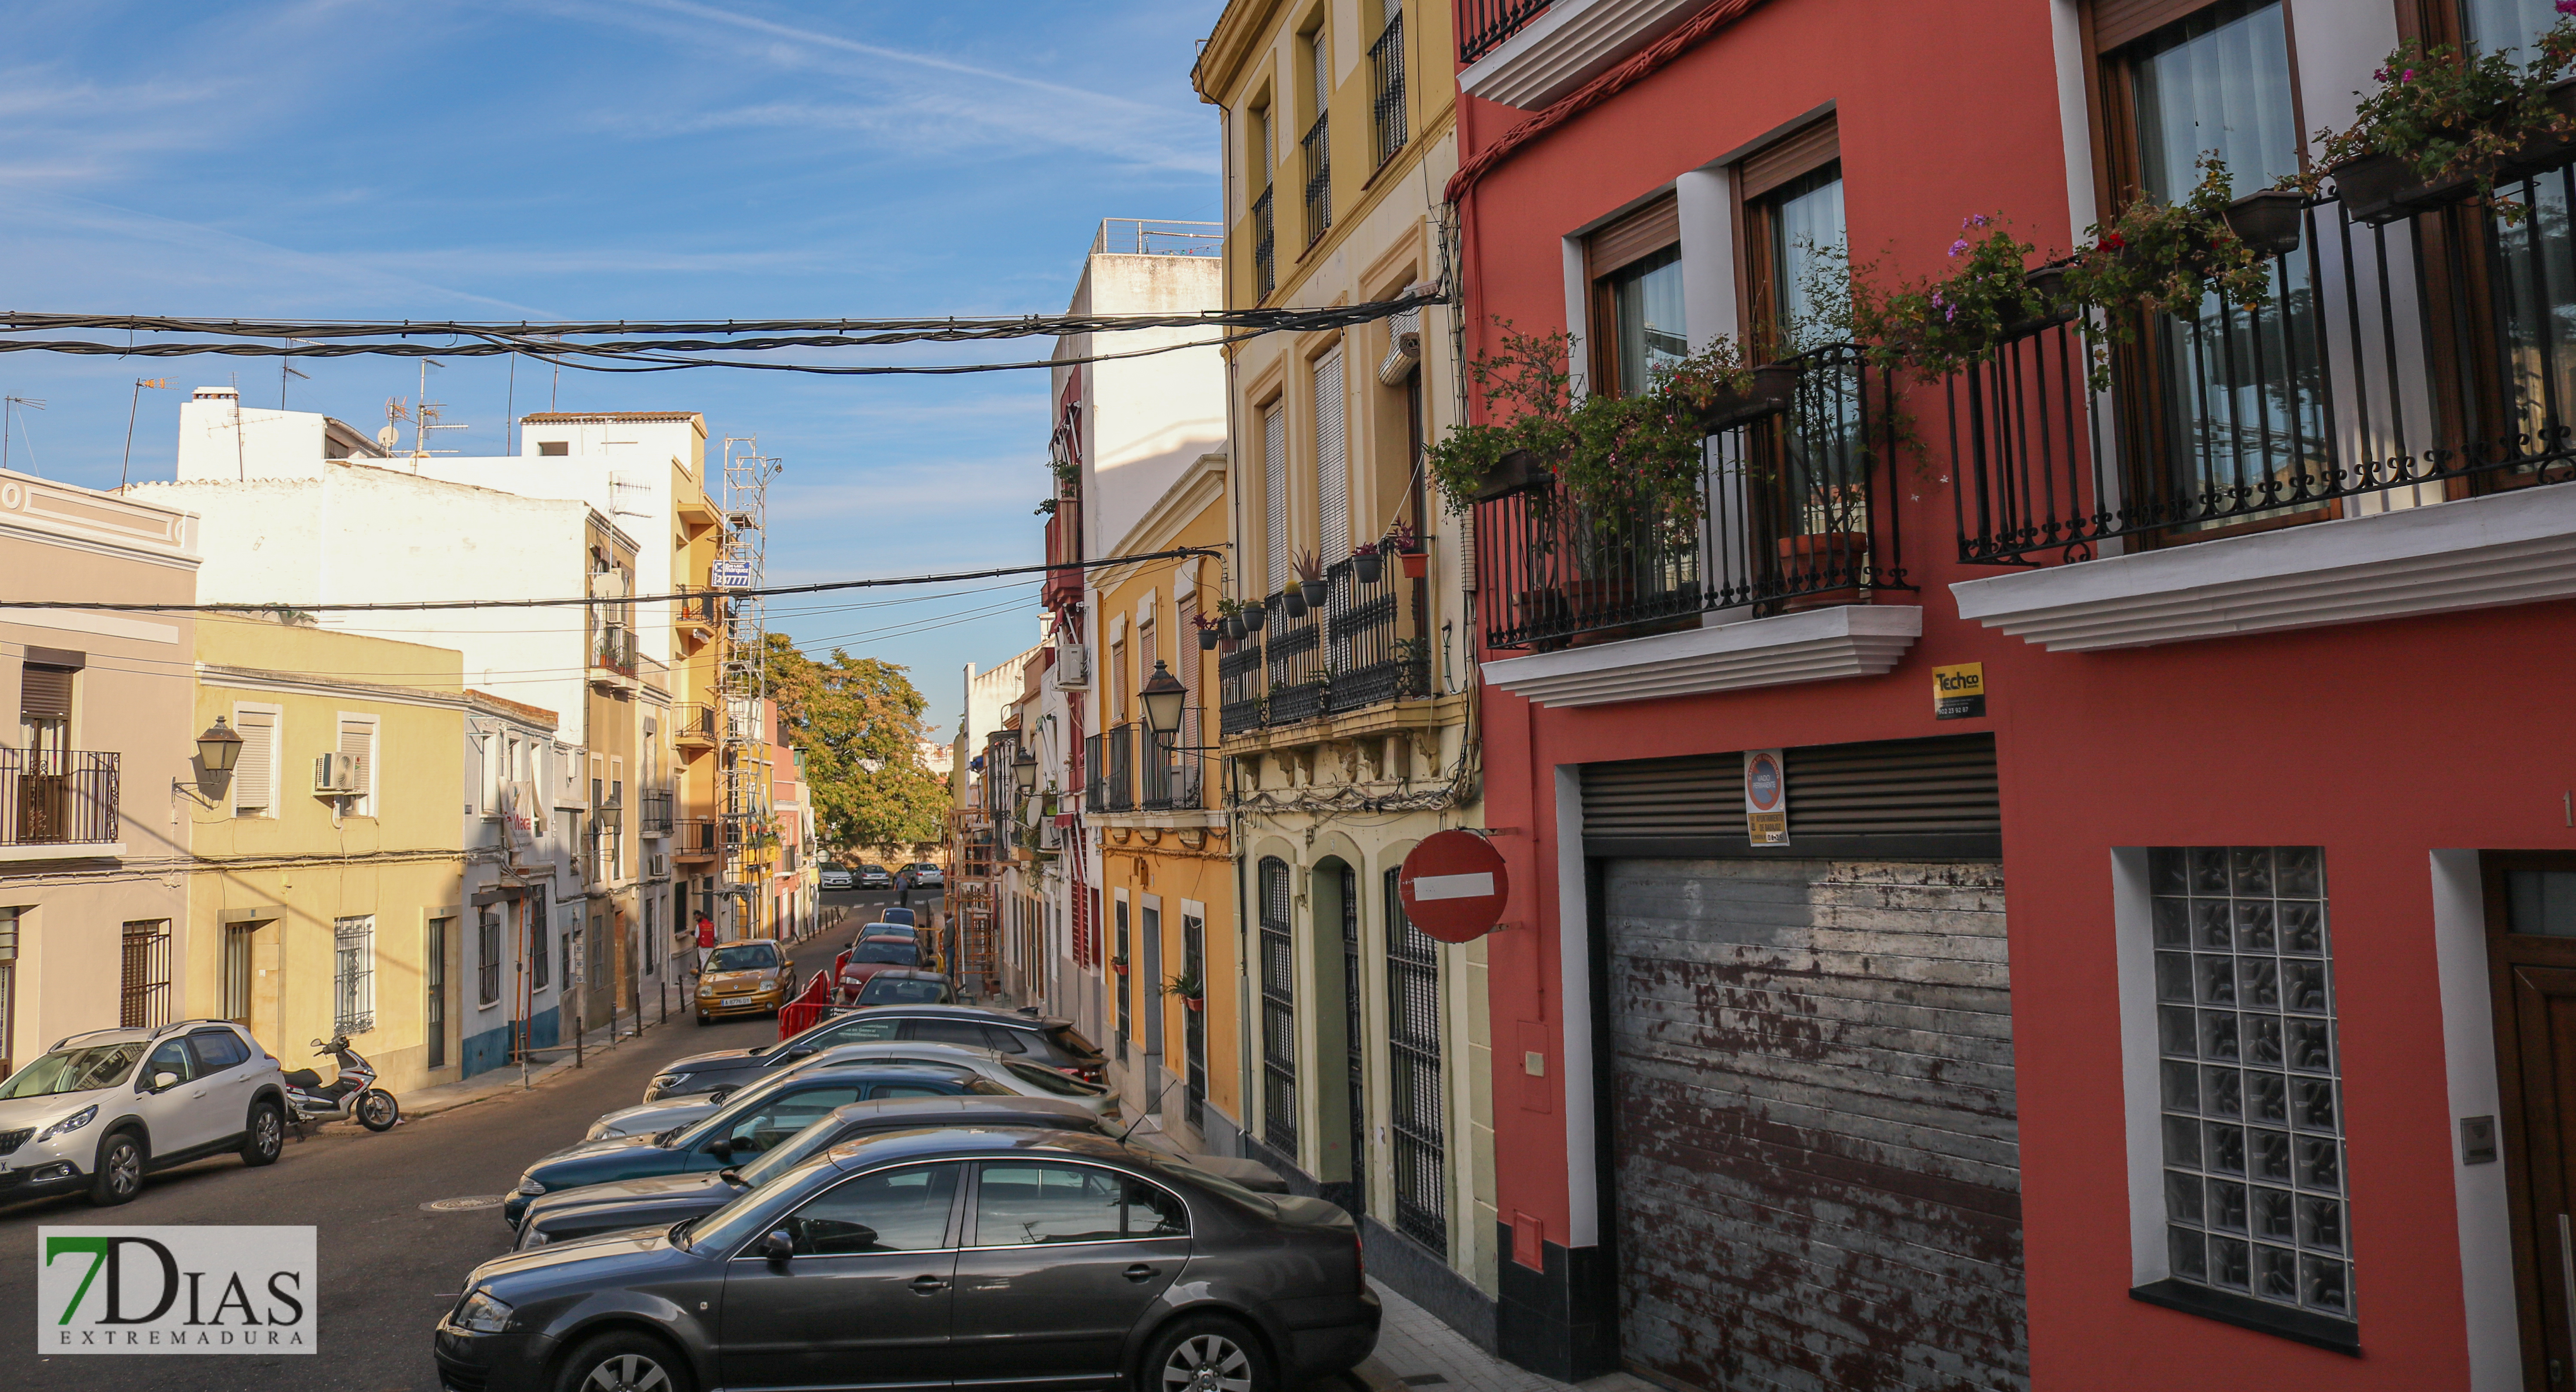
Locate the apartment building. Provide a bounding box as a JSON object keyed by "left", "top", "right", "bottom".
{"left": 0, "top": 470, "right": 198, "bottom": 1076}
{"left": 459, "top": 688, "right": 566, "bottom": 1077}
{"left": 1194, "top": 0, "right": 1497, "bottom": 1342}
{"left": 1447, "top": 0, "right": 2576, "bottom": 1387}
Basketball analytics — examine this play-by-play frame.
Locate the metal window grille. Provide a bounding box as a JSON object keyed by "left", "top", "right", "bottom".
{"left": 1386, "top": 869, "right": 1446, "bottom": 1251}
{"left": 1115, "top": 901, "right": 1131, "bottom": 1064}
{"left": 1369, "top": 9, "right": 1406, "bottom": 168}
{"left": 478, "top": 909, "right": 503, "bottom": 1006}
{"left": 0, "top": 908, "right": 16, "bottom": 1076}
{"left": 334, "top": 916, "right": 375, "bottom": 1035}
{"left": 1265, "top": 403, "right": 1289, "bottom": 591}
{"left": 1342, "top": 865, "right": 1367, "bottom": 1219}
{"left": 426, "top": 917, "right": 449, "bottom": 1070}
{"left": 2152, "top": 846, "right": 2348, "bottom": 1319}
{"left": 119, "top": 920, "right": 170, "bottom": 1030}
{"left": 1251, "top": 185, "right": 1276, "bottom": 300}
{"left": 1259, "top": 858, "right": 1299, "bottom": 1155}
{"left": 1302, "top": 112, "right": 1331, "bottom": 246}
{"left": 222, "top": 923, "right": 256, "bottom": 1023}
{"left": 1183, "top": 912, "right": 1208, "bottom": 1132}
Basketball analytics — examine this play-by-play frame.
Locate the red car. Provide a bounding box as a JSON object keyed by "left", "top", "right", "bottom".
{"left": 833, "top": 934, "right": 920, "bottom": 1004}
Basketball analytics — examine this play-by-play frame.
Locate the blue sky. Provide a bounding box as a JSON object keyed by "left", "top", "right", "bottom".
{"left": 0, "top": 0, "right": 1224, "bottom": 726}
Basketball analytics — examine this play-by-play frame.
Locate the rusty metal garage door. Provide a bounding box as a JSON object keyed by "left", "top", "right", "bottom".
{"left": 1602, "top": 856, "right": 2026, "bottom": 1392}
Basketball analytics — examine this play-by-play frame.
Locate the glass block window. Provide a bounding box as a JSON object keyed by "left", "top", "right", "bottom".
{"left": 2151, "top": 846, "right": 2349, "bottom": 1319}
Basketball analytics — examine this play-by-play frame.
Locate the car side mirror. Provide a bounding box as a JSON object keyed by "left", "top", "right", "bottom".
{"left": 709, "top": 1087, "right": 733, "bottom": 1104}
{"left": 784, "top": 1046, "right": 813, "bottom": 1061}
{"left": 152, "top": 1071, "right": 180, "bottom": 1092}
{"left": 708, "top": 1137, "right": 735, "bottom": 1159}
{"left": 762, "top": 1229, "right": 794, "bottom": 1263}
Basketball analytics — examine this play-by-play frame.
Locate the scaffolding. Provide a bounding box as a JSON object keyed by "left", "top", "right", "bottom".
{"left": 718, "top": 435, "right": 777, "bottom": 935}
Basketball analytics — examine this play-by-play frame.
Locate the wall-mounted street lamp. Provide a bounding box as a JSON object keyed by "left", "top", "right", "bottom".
{"left": 1012, "top": 744, "right": 1039, "bottom": 800}
{"left": 1139, "top": 662, "right": 1220, "bottom": 751}
{"left": 174, "top": 716, "right": 246, "bottom": 804}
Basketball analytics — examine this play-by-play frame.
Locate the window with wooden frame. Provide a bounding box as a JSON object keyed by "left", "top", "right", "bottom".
{"left": 1586, "top": 193, "right": 1683, "bottom": 396}
{"left": 1736, "top": 118, "right": 1845, "bottom": 361}
{"left": 2092, "top": 0, "right": 2327, "bottom": 543}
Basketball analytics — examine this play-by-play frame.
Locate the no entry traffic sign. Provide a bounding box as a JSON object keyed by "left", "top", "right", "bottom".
{"left": 1397, "top": 830, "right": 1510, "bottom": 944}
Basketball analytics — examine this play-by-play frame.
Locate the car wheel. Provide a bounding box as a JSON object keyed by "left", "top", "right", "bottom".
{"left": 87, "top": 1131, "right": 146, "bottom": 1207}
{"left": 241, "top": 1101, "right": 284, "bottom": 1166}
{"left": 1145, "top": 1315, "right": 1272, "bottom": 1392}
{"left": 553, "top": 1329, "right": 695, "bottom": 1392}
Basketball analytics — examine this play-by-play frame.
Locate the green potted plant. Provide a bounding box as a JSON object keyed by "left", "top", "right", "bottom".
{"left": 2298, "top": 11, "right": 2576, "bottom": 226}
{"left": 1194, "top": 613, "right": 1221, "bottom": 650}
{"left": 1387, "top": 522, "right": 1427, "bottom": 579}
{"left": 1109, "top": 954, "right": 1128, "bottom": 976}
{"left": 2061, "top": 156, "right": 2275, "bottom": 379}
{"left": 1242, "top": 595, "right": 1270, "bottom": 633}
{"left": 1850, "top": 216, "right": 2061, "bottom": 381}
{"left": 1215, "top": 596, "right": 1247, "bottom": 641}
{"left": 1163, "top": 968, "right": 1205, "bottom": 1012}
{"left": 1349, "top": 542, "right": 1385, "bottom": 585}
{"left": 1291, "top": 549, "right": 1326, "bottom": 610}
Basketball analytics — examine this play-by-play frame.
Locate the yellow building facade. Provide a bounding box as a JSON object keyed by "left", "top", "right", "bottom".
{"left": 185, "top": 620, "right": 468, "bottom": 1096}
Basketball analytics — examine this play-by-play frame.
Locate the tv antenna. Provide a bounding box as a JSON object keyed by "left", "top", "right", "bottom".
{"left": 2, "top": 396, "right": 46, "bottom": 476}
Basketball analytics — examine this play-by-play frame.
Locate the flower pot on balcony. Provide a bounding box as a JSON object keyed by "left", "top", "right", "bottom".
{"left": 2329, "top": 152, "right": 2476, "bottom": 227}
{"left": 1243, "top": 599, "right": 1270, "bottom": 632}
{"left": 1184, "top": 995, "right": 1204, "bottom": 1013}
{"left": 1349, "top": 551, "right": 1384, "bottom": 585}
{"left": 1198, "top": 627, "right": 1221, "bottom": 650}
{"left": 1775, "top": 531, "right": 1871, "bottom": 610}
{"left": 1224, "top": 615, "right": 1247, "bottom": 641}
{"left": 1471, "top": 449, "right": 1555, "bottom": 502}
{"left": 2223, "top": 188, "right": 2305, "bottom": 257}
{"left": 1299, "top": 578, "right": 1328, "bottom": 607}
{"left": 1279, "top": 589, "right": 1309, "bottom": 619}
{"left": 1110, "top": 958, "right": 1128, "bottom": 975}
{"left": 1399, "top": 549, "right": 1428, "bottom": 579}
{"left": 1691, "top": 362, "right": 1799, "bottom": 434}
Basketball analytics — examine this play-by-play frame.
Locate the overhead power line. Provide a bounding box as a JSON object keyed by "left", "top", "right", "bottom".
{"left": 0, "top": 546, "right": 1219, "bottom": 616}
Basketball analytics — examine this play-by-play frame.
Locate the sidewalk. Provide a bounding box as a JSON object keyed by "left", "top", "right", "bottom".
{"left": 1352, "top": 1280, "right": 1659, "bottom": 1392}
{"left": 403, "top": 995, "right": 694, "bottom": 1120}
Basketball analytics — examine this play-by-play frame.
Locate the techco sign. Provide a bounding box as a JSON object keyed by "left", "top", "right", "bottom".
{"left": 38, "top": 1227, "right": 315, "bottom": 1353}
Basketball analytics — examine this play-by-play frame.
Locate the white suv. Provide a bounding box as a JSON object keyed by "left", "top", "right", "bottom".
{"left": 0, "top": 1020, "right": 289, "bottom": 1205}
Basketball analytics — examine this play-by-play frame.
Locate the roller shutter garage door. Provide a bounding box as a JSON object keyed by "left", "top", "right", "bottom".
{"left": 1587, "top": 737, "right": 2026, "bottom": 1392}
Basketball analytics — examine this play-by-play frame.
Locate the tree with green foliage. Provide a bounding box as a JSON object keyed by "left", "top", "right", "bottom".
{"left": 762, "top": 632, "right": 948, "bottom": 852}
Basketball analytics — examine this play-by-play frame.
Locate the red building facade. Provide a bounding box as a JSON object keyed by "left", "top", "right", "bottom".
{"left": 1450, "top": 0, "right": 2576, "bottom": 1388}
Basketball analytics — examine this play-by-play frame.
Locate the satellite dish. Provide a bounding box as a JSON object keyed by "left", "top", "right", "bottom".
{"left": 375, "top": 425, "right": 400, "bottom": 450}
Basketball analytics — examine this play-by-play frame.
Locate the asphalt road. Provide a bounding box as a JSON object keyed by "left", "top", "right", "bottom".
{"left": 0, "top": 902, "right": 899, "bottom": 1392}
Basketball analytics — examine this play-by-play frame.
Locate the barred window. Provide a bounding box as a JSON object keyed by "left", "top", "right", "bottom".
{"left": 334, "top": 916, "right": 375, "bottom": 1035}
{"left": 2151, "top": 846, "right": 2348, "bottom": 1319}
{"left": 1258, "top": 857, "right": 1298, "bottom": 1156}
{"left": 477, "top": 908, "right": 503, "bottom": 1007}
{"left": 1386, "top": 868, "right": 1446, "bottom": 1252}
{"left": 119, "top": 920, "right": 170, "bottom": 1030}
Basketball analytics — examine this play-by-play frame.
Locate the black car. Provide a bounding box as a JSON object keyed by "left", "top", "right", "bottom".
{"left": 645, "top": 1004, "right": 1105, "bottom": 1101}
{"left": 438, "top": 1129, "right": 1378, "bottom": 1392}
{"left": 849, "top": 968, "right": 951, "bottom": 1006}
{"left": 515, "top": 1094, "right": 1114, "bottom": 1248}
{"left": 504, "top": 1064, "right": 1014, "bottom": 1226}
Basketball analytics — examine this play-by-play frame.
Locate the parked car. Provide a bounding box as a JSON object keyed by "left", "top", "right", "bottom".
{"left": 606, "top": 1041, "right": 1117, "bottom": 1141}
{"left": 855, "top": 863, "right": 893, "bottom": 889}
{"left": 0, "top": 1021, "right": 288, "bottom": 1206}
{"left": 518, "top": 1095, "right": 1117, "bottom": 1248}
{"left": 505, "top": 1063, "right": 1008, "bottom": 1227}
{"left": 694, "top": 939, "right": 794, "bottom": 1026}
{"left": 878, "top": 906, "right": 919, "bottom": 926}
{"left": 833, "top": 934, "right": 919, "bottom": 1001}
{"left": 818, "top": 867, "right": 854, "bottom": 891}
{"left": 645, "top": 1004, "right": 1107, "bottom": 1102}
{"left": 850, "top": 968, "right": 952, "bottom": 1007}
{"left": 895, "top": 862, "right": 945, "bottom": 890}
{"left": 440, "top": 1129, "right": 1379, "bottom": 1392}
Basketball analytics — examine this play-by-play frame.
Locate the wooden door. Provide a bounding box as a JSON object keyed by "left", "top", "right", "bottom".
{"left": 2486, "top": 852, "right": 2576, "bottom": 1390}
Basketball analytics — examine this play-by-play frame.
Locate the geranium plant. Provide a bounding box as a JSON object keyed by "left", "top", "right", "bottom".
{"left": 1849, "top": 216, "right": 2057, "bottom": 381}
{"left": 2296, "top": 5, "right": 2576, "bottom": 222}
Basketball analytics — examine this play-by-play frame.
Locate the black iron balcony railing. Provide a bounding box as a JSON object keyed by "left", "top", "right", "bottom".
{"left": 675, "top": 704, "right": 717, "bottom": 745}
{"left": 638, "top": 789, "right": 674, "bottom": 836}
{"left": 1370, "top": 11, "right": 1407, "bottom": 169}
{"left": 1252, "top": 186, "right": 1276, "bottom": 301}
{"left": 1, "top": 749, "right": 118, "bottom": 846}
{"left": 674, "top": 816, "right": 719, "bottom": 857}
{"left": 1475, "top": 343, "right": 1913, "bottom": 650}
{"left": 1459, "top": 0, "right": 1550, "bottom": 62}
{"left": 1952, "top": 173, "right": 2576, "bottom": 567}
{"left": 1220, "top": 642, "right": 1266, "bottom": 737}
{"left": 1303, "top": 113, "right": 1331, "bottom": 246}
{"left": 592, "top": 625, "right": 637, "bottom": 677}
{"left": 1266, "top": 602, "right": 1328, "bottom": 725}
{"left": 1139, "top": 710, "right": 1207, "bottom": 810}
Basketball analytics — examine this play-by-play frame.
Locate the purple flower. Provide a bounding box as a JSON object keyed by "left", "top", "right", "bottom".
{"left": 2403, "top": 68, "right": 2416, "bottom": 81}
{"left": 1950, "top": 238, "right": 1971, "bottom": 257}
{"left": 2558, "top": 0, "right": 2573, "bottom": 17}
{"left": 2373, "top": 67, "right": 2388, "bottom": 82}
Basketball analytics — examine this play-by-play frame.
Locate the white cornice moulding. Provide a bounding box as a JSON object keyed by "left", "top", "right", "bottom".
{"left": 1459, "top": 0, "right": 1713, "bottom": 112}
{"left": 1481, "top": 604, "right": 1921, "bottom": 708}
{"left": 1950, "top": 484, "right": 2576, "bottom": 651}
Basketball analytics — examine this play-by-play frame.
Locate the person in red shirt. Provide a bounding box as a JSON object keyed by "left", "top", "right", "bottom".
{"left": 693, "top": 912, "right": 715, "bottom": 975}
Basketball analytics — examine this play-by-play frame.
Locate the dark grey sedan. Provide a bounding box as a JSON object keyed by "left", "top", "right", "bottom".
{"left": 436, "top": 1129, "right": 1377, "bottom": 1392}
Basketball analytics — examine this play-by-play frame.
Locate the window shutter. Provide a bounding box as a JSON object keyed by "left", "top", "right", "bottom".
{"left": 1586, "top": 192, "right": 1681, "bottom": 279}
{"left": 1738, "top": 118, "right": 1841, "bottom": 200}
{"left": 1582, "top": 734, "right": 1999, "bottom": 858}
{"left": 233, "top": 710, "right": 276, "bottom": 813}
{"left": 1264, "top": 403, "right": 1289, "bottom": 591}
{"left": 339, "top": 718, "right": 375, "bottom": 801}
{"left": 18, "top": 666, "right": 73, "bottom": 720}
{"left": 2092, "top": 0, "right": 2215, "bottom": 53}
{"left": 1313, "top": 346, "right": 1349, "bottom": 563}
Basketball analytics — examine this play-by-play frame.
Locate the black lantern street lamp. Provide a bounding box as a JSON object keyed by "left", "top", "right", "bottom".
{"left": 1012, "top": 743, "right": 1039, "bottom": 799}
{"left": 197, "top": 717, "right": 244, "bottom": 773}
{"left": 1140, "top": 661, "right": 1187, "bottom": 744}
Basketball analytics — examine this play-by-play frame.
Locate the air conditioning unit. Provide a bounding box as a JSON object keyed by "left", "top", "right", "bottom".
{"left": 1052, "top": 643, "right": 1091, "bottom": 688}
{"left": 648, "top": 852, "right": 668, "bottom": 879}
{"left": 313, "top": 753, "right": 363, "bottom": 794}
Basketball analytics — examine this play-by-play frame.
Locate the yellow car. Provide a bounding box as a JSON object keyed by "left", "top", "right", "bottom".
{"left": 695, "top": 939, "right": 793, "bottom": 1025}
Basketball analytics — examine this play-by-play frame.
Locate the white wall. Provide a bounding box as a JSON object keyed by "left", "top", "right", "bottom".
{"left": 1073, "top": 254, "right": 1229, "bottom": 560}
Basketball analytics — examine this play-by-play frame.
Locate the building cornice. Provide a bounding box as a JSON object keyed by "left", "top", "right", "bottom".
{"left": 1480, "top": 605, "right": 1922, "bottom": 707}
{"left": 1193, "top": 0, "right": 1288, "bottom": 103}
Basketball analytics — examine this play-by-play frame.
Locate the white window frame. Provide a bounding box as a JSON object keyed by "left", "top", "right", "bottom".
{"left": 231, "top": 702, "right": 283, "bottom": 818}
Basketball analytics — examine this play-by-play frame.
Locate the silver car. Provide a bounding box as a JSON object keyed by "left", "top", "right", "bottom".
{"left": 586, "top": 1040, "right": 1118, "bottom": 1140}
{"left": 0, "top": 1021, "right": 288, "bottom": 1205}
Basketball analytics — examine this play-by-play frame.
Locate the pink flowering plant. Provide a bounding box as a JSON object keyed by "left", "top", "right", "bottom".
{"left": 2060, "top": 154, "right": 2273, "bottom": 368}
{"left": 2295, "top": 5, "right": 2576, "bottom": 222}
{"left": 1847, "top": 215, "right": 2055, "bottom": 380}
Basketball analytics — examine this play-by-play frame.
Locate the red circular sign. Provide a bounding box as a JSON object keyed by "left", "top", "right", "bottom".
{"left": 1397, "top": 830, "right": 1510, "bottom": 943}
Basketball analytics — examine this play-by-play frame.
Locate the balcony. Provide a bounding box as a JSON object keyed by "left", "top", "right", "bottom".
{"left": 0, "top": 749, "right": 118, "bottom": 850}
{"left": 1251, "top": 186, "right": 1277, "bottom": 302}
{"left": 1043, "top": 501, "right": 1083, "bottom": 609}
{"left": 1302, "top": 112, "right": 1331, "bottom": 246}
{"left": 1139, "top": 712, "right": 1208, "bottom": 810}
{"left": 675, "top": 594, "right": 719, "bottom": 648}
{"left": 1370, "top": 11, "right": 1408, "bottom": 169}
{"left": 674, "top": 704, "right": 718, "bottom": 750}
{"left": 1085, "top": 725, "right": 1136, "bottom": 813}
{"left": 1221, "top": 553, "right": 1435, "bottom": 737}
{"left": 639, "top": 788, "right": 674, "bottom": 837}
{"left": 673, "top": 816, "right": 721, "bottom": 862}
{"left": 1458, "top": 0, "right": 1711, "bottom": 111}
{"left": 638, "top": 651, "right": 669, "bottom": 697}
{"left": 1459, "top": 0, "right": 1551, "bottom": 63}
{"left": 1945, "top": 174, "right": 2576, "bottom": 651}
{"left": 590, "top": 625, "right": 638, "bottom": 690}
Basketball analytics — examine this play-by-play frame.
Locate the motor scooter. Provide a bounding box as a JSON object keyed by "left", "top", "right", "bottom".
{"left": 282, "top": 1035, "right": 400, "bottom": 1134}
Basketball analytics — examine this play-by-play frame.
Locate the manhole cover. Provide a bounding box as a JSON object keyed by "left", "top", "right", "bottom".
{"left": 420, "top": 1195, "right": 506, "bottom": 1213}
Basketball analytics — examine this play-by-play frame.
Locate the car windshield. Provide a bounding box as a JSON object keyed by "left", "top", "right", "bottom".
{"left": 675, "top": 1071, "right": 804, "bottom": 1146}
{"left": 735, "top": 1113, "right": 851, "bottom": 1186}
{"left": 881, "top": 909, "right": 917, "bottom": 925}
{"left": 862, "top": 865, "right": 885, "bottom": 874}
{"left": 857, "top": 977, "right": 948, "bottom": 1005}
{"left": 865, "top": 923, "right": 916, "bottom": 938}
{"left": 0, "top": 1042, "right": 145, "bottom": 1098}
{"left": 1005, "top": 1061, "right": 1103, "bottom": 1097}
{"left": 684, "top": 1152, "right": 840, "bottom": 1255}
{"left": 851, "top": 942, "right": 913, "bottom": 965}
{"left": 707, "top": 943, "right": 780, "bottom": 973}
